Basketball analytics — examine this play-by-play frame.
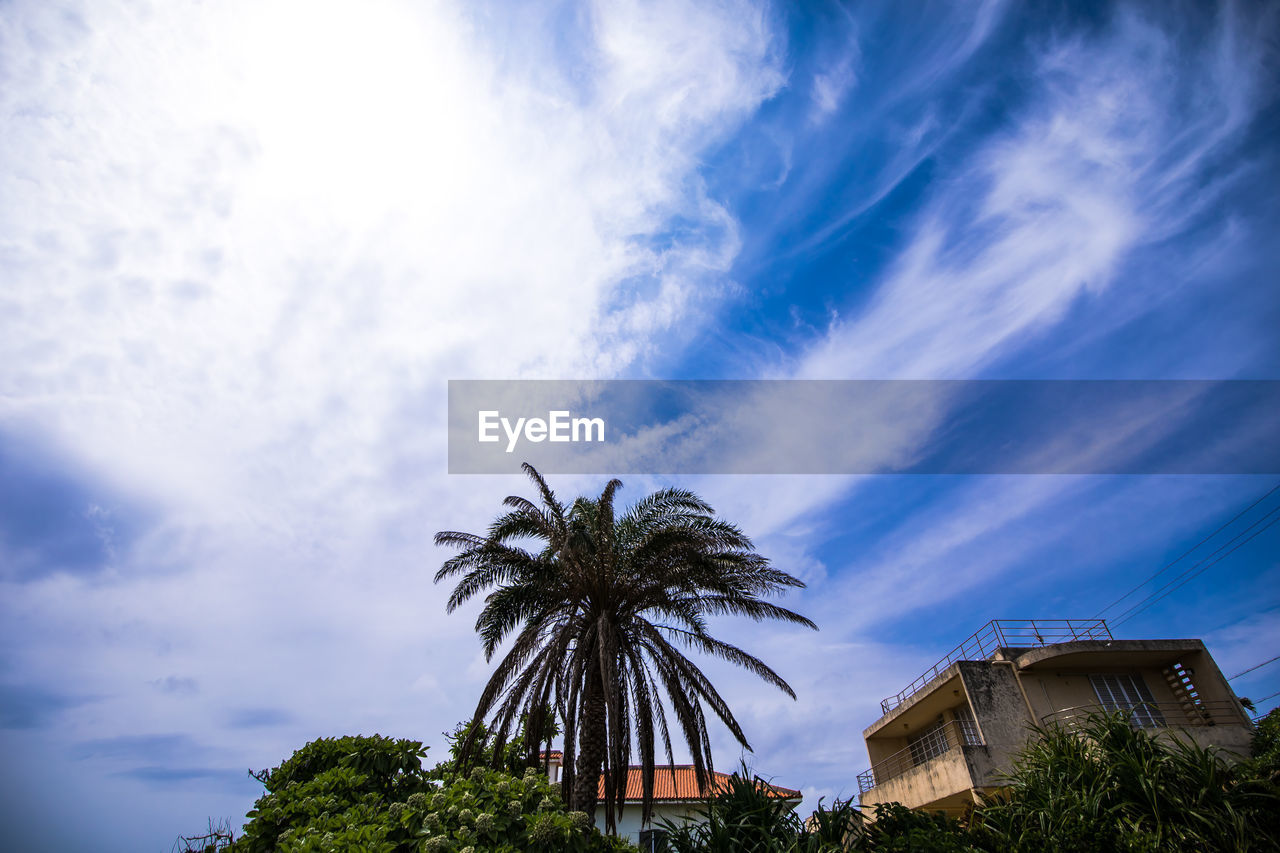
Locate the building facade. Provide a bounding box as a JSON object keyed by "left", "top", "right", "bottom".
{"left": 858, "top": 619, "right": 1254, "bottom": 816}
{"left": 604, "top": 765, "right": 802, "bottom": 848}
{"left": 543, "top": 753, "right": 802, "bottom": 847}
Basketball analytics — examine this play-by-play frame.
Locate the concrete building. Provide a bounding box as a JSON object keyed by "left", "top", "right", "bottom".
{"left": 858, "top": 619, "right": 1254, "bottom": 817}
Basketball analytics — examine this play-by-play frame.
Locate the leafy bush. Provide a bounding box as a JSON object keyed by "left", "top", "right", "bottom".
{"left": 659, "top": 764, "right": 804, "bottom": 853}
{"left": 229, "top": 735, "right": 633, "bottom": 853}
{"left": 795, "top": 795, "right": 863, "bottom": 851}
{"left": 254, "top": 735, "right": 432, "bottom": 797}
{"left": 1251, "top": 707, "right": 1280, "bottom": 783}
{"left": 429, "top": 713, "right": 559, "bottom": 781}
{"left": 396, "top": 765, "right": 634, "bottom": 853}
{"left": 973, "top": 712, "right": 1280, "bottom": 852}
{"left": 660, "top": 778, "right": 974, "bottom": 853}
{"left": 232, "top": 735, "right": 432, "bottom": 852}
{"left": 843, "top": 802, "right": 976, "bottom": 852}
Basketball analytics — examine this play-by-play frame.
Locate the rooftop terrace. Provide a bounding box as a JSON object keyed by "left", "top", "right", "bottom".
{"left": 879, "top": 619, "right": 1113, "bottom": 714}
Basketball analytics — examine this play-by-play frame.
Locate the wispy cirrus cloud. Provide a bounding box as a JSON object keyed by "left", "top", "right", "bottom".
{"left": 800, "top": 6, "right": 1270, "bottom": 381}
{"left": 723, "top": 2, "right": 1279, "bottom": 610}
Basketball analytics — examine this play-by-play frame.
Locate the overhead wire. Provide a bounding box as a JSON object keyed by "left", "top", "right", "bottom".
{"left": 1093, "top": 482, "right": 1280, "bottom": 619}
{"left": 1229, "top": 654, "right": 1280, "bottom": 681}
{"left": 1112, "top": 507, "right": 1280, "bottom": 628}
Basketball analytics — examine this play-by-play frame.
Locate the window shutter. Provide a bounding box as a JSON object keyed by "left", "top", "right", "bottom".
{"left": 1089, "top": 673, "right": 1165, "bottom": 727}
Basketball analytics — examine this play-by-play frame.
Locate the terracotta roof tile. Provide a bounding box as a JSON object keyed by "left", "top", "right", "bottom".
{"left": 596, "top": 765, "right": 802, "bottom": 802}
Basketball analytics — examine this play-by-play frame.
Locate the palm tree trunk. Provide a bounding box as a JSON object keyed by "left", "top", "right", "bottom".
{"left": 572, "top": 668, "right": 606, "bottom": 821}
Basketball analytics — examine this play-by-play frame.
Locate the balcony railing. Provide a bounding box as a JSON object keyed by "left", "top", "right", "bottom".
{"left": 857, "top": 719, "right": 983, "bottom": 795}
{"left": 880, "top": 619, "right": 1112, "bottom": 714}
{"left": 1041, "top": 699, "right": 1245, "bottom": 730}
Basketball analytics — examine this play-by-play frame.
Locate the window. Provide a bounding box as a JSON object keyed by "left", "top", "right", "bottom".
{"left": 907, "top": 716, "right": 950, "bottom": 765}
{"left": 953, "top": 703, "right": 982, "bottom": 746}
{"left": 639, "top": 828, "right": 669, "bottom": 853}
{"left": 1089, "top": 673, "right": 1166, "bottom": 727}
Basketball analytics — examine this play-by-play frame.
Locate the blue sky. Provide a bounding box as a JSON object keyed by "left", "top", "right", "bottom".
{"left": 2, "top": 1, "right": 1279, "bottom": 850}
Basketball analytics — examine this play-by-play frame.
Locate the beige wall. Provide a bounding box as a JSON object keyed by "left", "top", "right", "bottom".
{"left": 1020, "top": 665, "right": 1184, "bottom": 721}
{"left": 860, "top": 747, "right": 976, "bottom": 813}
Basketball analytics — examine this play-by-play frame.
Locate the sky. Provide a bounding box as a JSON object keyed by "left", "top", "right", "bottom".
{"left": 1, "top": 0, "right": 1278, "bottom": 849}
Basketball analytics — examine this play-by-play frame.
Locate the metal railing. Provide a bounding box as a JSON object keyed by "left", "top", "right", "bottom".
{"left": 880, "top": 620, "right": 1112, "bottom": 714}
{"left": 856, "top": 719, "right": 983, "bottom": 795}
{"left": 1041, "top": 700, "right": 1245, "bottom": 730}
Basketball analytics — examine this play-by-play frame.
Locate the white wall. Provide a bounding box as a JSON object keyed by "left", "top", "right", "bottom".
{"left": 611, "top": 802, "right": 704, "bottom": 844}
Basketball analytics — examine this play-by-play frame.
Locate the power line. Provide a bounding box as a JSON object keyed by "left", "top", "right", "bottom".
{"left": 1112, "top": 509, "right": 1280, "bottom": 628}
{"left": 1112, "top": 505, "right": 1280, "bottom": 626}
{"left": 1093, "top": 482, "right": 1280, "bottom": 619}
{"left": 1113, "top": 511, "right": 1280, "bottom": 628}
{"left": 1112, "top": 503, "right": 1280, "bottom": 626}
{"left": 1253, "top": 688, "right": 1280, "bottom": 706}
{"left": 1230, "top": 654, "right": 1280, "bottom": 681}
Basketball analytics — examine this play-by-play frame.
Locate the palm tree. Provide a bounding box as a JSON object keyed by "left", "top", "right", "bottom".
{"left": 434, "top": 464, "right": 816, "bottom": 833}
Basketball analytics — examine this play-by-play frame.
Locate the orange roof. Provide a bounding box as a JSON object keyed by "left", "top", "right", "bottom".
{"left": 597, "top": 765, "right": 802, "bottom": 802}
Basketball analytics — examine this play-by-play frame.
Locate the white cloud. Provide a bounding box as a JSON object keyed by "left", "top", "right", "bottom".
{"left": 1200, "top": 596, "right": 1280, "bottom": 699}
{"left": 809, "top": 50, "right": 858, "bottom": 123}
{"left": 0, "top": 0, "right": 784, "bottom": 845}
{"left": 0, "top": 0, "right": 783, "bottom": 519}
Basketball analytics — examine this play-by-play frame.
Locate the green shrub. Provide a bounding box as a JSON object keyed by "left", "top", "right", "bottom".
{"left": 428, "top": 713, "right": 559, "bottom": 781}
{"left": 973, "top": 712, "right": 1280, "bottom": 852}
{"left": 1251, "top": 707, "right": 1280, "bottom": 783}
{"left": 254, "top": 734, "right": 431, "bottom": 796}
{"left": 659, "top": 764, "right": 804, "bottom": 853}
{"left": 389, "top": 765, "right": 631, "bottom": 853}
{"left": 660, "top": 777, "right": 973, "bottom": 853}
{"left": 795, "top": 795, "right": 863, "bottom": 851}
{"left": 232, "top": 735, "right": 431, "bottom": 852}
{"left": 229, "top": 735, "right": 633, "bottom": 853}
{"left": 847, "top": 802, "right": 976, "bottom": 853}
